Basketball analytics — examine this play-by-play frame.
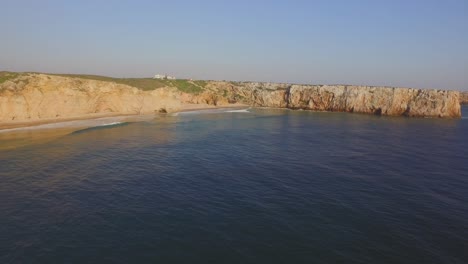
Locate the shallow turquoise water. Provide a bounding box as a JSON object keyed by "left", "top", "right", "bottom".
{"left": 1, "top": 107, "right": 467, "bottom": 263}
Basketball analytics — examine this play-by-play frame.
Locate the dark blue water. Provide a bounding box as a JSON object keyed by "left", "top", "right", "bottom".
{"left": 1, "top": 107, "right": 467, "bottom": 263}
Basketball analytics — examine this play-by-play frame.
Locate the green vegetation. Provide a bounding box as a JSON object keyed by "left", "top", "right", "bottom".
{"left": 51, "top": 74, "right": 170, "bottom": 91}
{"left": 52, "top": 73, "right": 207, "bottom": 93}
{"left": 193, "top": 80, "right": 207, "bottom": 88}
{"left": 0, "top": 72, "right": 20, "bottom": 84}
{"left": 1, "top": 72, "right": 209, "bottom": 94}
{"left": 169, "top": 79, "right": 204, "bottom": 94}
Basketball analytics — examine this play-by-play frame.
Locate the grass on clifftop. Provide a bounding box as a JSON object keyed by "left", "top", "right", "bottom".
{"left": 52, "top": 73, "right": 206, "bottom": 93}
{"left": 169, "top": 79, "right": 204, "bottom": 93}
{"left": 0, "top": 72, "right": 21, "bottom": 84}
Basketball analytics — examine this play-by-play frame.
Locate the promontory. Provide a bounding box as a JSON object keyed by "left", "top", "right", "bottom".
{"left": 0, "top": 72, "right": 462, "bottom": 127}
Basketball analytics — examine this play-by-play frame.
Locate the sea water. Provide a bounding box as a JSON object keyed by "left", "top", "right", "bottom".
{"left": 1, "top": 107, "right": 467, "bottom": 263}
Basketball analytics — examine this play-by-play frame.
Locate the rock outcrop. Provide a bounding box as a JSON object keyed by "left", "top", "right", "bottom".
{"left": 0, "top": 74, "right": 180, "bottom": 121}
{"left": 216, "top": 83, "right": 460, "bottom": 118}
{"left": 0, "top": 74, "right": 237, "bottom": 122}
{"left": 0, "top": 73, "right": 461, "bottom": 123}
{"left": 460, "top": 91, "right": 468, "bottom": 105}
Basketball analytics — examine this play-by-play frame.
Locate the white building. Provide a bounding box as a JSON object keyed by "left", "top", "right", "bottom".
{"left": 153, "top": 74, "right": 176, "bottom": 80}
{"left": 153, "top": 74, "right": 165, "bottom": 79}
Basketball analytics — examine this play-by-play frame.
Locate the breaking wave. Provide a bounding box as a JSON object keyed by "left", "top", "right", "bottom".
{"left": 225, "top": 109, "right": 250, "bottom": 113}
{"left": 71, "top": 122, "right": 129, "bottom": 134}
{"left": 177, "top": 108, "right": 251, "bottom": 115}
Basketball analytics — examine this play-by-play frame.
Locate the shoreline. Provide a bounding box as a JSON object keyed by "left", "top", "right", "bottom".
{"left": 0, "top": 103, "right": 249, "bottom": 133}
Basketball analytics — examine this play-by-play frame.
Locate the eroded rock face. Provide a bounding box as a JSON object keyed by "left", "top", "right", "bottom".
{"left": 0, "top": 74, "right": 184, "bottom": 122}
{"left": 285, "top": 85, "right": 460, "bottom": 118}
{"left": 0, "top": 74, "right": 461, "bottom": 123}
{"left": 460, "top": 91, "right": 468, "bottom": 105}
{"left": 213, "top": 83, "right": 461, "bottom": 118}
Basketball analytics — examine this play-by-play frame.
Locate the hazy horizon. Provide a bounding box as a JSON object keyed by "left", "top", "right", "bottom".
{"left": 1, "top": 0, "right": 467, "bottom": 90}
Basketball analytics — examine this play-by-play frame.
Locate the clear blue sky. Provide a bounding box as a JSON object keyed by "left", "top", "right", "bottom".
{"left": 1, "top": 0, "right": 467, "bottom": 90}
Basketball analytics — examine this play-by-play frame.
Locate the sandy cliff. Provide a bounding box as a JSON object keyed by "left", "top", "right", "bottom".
{"left": 0, "top": 73, "right": 461, "bottom": 124}
{"left": 0, "top": 74, "right": 237, "bottom": 123}
{"left": 0, "top": 74, "right": 180, "bottom": 122}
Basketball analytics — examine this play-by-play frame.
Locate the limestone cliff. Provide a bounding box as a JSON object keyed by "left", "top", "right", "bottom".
{"left": 212, "top": 83, "right": 460, "bottom": 118}
{"left": 0, "top": 73, "right": 461, "bottom": 123}
{"left": 460, "top": 91, "right": 468, "bottom": 105}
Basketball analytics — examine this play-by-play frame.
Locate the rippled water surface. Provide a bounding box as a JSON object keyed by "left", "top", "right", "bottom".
{"left": 1, "top": 107, "right": 467, "bottom": 263}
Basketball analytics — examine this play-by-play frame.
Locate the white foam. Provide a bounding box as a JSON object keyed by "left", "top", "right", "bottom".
{"left": 225, "top": 109, "right": 250, "bottom": 113}
{"left": 96, "top": 122, "right": 123, "bottom": 127}
{"left": 177, "top": 109, "right": 221, "bottom": 115}
{"left": 0, "top": 117, "right": 128, "bottom": 134}
{"left": 177, "top": 108, "right": 251, "bottom": 115}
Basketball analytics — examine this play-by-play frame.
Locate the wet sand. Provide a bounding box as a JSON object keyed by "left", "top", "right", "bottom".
{"left": 0, "top": 104, "right": 249, "bottom": 150}
{"left": 0, "top": 103, "right": 248, "bottom": 132}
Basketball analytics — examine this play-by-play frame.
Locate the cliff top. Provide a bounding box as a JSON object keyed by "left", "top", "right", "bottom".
{"left": 0, "top": 71, "right": 210, "bottom": 94}
{"left": 4, "top": 71, "right": 465, "bottom": 92}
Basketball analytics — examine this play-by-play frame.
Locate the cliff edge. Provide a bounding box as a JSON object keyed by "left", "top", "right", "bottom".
{"left": 214, "top": 82, "right": 460, "bottom": 118}
{"left": 460, "top": 91, "right": 468, "bottom": 105}
{"left": 0, "top": 72, "right": 461, "bottom": 124}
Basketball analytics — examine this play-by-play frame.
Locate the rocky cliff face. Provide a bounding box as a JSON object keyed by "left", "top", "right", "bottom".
{"left": 0, "top": 74, "right": 181, "bottom": 122}
{"left": 0, "top": 73, "right": 461, "bottom": 123}
{"left": 215, "top": 83, "right": 460, "bottom": 118}
{"left": 460, "top": 91, "right": 468, "bottom": 105}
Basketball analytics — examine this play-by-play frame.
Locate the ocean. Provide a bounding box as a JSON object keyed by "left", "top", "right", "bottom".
{"left": 1, "top": 106, "right": 467, "bottom": 263}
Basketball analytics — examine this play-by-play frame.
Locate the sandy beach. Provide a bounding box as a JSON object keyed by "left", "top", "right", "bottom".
{"left": 0, "top": 103, "right": 249, "bottom": 150}
{"left": 0, "top": 103, "right": 248, "bottom": 132}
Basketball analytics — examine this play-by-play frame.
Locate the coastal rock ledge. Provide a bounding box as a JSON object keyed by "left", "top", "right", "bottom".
{"left": 460, "top": 91, "right": 468, "bottom": 105}
{"left": 223, "top": 83, "right": 461, "bottom": 118}
{"left": 0, "top": 73, "right": 461, "bottom": 123}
